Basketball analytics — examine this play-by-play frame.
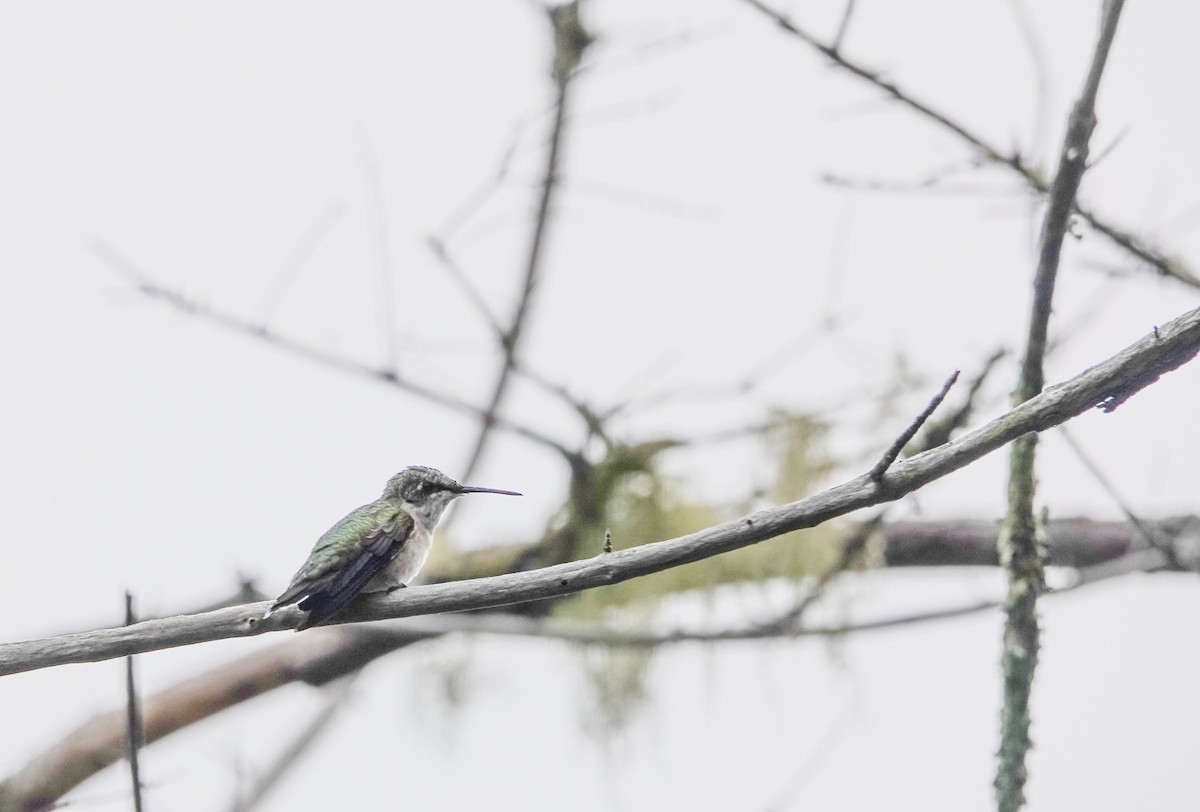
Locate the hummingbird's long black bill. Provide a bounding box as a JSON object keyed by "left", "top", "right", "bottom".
{"left": 459, "top": 485, "right": 522, "bottom": 496}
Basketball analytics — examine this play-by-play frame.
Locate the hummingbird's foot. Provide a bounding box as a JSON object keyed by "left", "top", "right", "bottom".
{"left": 386, "top": 584, "right": 408, "bottom": 594}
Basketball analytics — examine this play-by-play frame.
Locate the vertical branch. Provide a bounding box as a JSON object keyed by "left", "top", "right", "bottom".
{"left": 124, "top": 592, "right": 145, "bottom": 812}
{"left": 457, "top": 2, "right": 591, "bottom": 485}
{"left": 996, "top": 3, "right": 1125, "bottom": 811}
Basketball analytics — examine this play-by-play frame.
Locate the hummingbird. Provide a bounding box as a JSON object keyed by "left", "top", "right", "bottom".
{"left": 266, "top": 466, "right": 521, "bottom": 630}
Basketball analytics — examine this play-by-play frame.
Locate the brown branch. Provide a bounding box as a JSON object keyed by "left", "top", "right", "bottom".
{"left": 738, "top": 0, "right": 1200, "bottom": 289}
{"left": 3, "top": 301, "right": 1198, "bottom": 677}
{"left": 0, "top": 628, "right": 428, "bottom": 812}
{"left": 883, "top": 515, "right": 1198, "bottom": 568}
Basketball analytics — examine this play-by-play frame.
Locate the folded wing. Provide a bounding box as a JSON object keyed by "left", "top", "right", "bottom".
{"left": 270, "top": 505, "right": 415, "bottom": 630}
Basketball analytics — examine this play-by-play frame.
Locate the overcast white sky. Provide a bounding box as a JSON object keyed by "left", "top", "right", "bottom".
{"left": 2, "top": 1, "right": 1199, "bottom": 810}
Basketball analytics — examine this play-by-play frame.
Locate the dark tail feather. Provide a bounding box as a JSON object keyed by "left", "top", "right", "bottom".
{"left": 294, "top": 593, "right": 350, "bottom": 631}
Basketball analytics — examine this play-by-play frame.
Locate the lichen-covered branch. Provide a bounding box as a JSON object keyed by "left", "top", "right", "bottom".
{"left": 996, "top": 3, "right": 1126, "bottom": 810}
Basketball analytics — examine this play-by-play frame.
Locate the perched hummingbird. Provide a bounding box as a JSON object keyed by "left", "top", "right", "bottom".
{"left": 266, "top": 466, "right": 520, "bottom": 630}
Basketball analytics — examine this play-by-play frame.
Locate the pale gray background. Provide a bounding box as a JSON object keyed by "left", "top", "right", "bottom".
{"left": 2, "top": 1, "right": 1198, "bottom": 809}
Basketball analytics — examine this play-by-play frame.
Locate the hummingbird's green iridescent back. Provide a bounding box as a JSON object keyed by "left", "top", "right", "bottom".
{"left": 271, "top": 500, "right": 414, "bottom": 630}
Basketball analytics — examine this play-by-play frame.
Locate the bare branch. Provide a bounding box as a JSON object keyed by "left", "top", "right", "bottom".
{"left": 0, "top": 526, "right": 1178, "bottom": 811}
{"left": 0, "top": 628, "right": 429, "bottom": 812}
{"left": 884, "top": 516, "right": 1197, "bottom": 569}
{"left": 124, "top": 592, "right": 144, "bottom": 812}
{"left": 425, "top": 236, "right": 506, "bottom": 341}
{"left": 997, "top": 3, "right": 1126, "bottom": 809}
{"left": 2, "top": 301, "right": 1197, "bottom": 676}
{"left": 1058, "top": 425, "right": 1183, "bottom": 569}
{"left": 434, "top": 113, "right": 531, "bottom": 243}
{"left": 90, "top": 239, "right": 573, "bottom": 461}
{"left": 738, "top": 0, "right": 1200, "bottom": 289}
{"left": 225, "top": 676, "right": 358, "bottom": 812}
{"left": 457, "top": 29, "right": 581, "bottom": 485}
{"left": 787, "top": 352, "right": 1000, "bottom": 629}
{"left": 1006, "top": 0, "right": 1053, "bottom": 159}
{"left": 869, "top": 370, "right": 959, "bottom": 481}
{"left": 831, "top": 0, "right": 857, "bottom": 53}
{"left": 254, "top": 201, "right": 344, "bottom": 325}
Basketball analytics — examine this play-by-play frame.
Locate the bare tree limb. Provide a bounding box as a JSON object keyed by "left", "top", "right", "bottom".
{"left": 0, "top": 628, "right": 426, "bottom": 812}
{"left": 1058, "top": 425, "right": 1183, "bottom": 569}
{"left": 225, "top": 675, "right": 358, "bottom": 812}
{"left": 2, "top": 300, "right": 1197, "bottom": 677}
{"left": 831, "top": 0, "right": 857, "bottom": 53}
{"left": 997, "top": 4, "right": 1125, "bottom": 809}
{"left": 868, "top": 369, "right": 959, "bottom": 480}
{"left": 456, "top": 6, "right": 588, "bottom": 485}
{"left": 784, "top": 351, "right": 1002, "bottom": 630}
{"left": 124, "top": 592, "right": 144, "bottom": 812}
{"left": 90, "top": 239, "right": 574, "bottom": 462}
{"left": 738, "top": 0, "right": 1200, "bottom": 289}
{"left": 255, "top": 201, "right": 344, "bottom": 326}
{"left": 425, "top": 236, "right": 506, "bottom": 341}
{"left": 884, "top": 516, "right": 1198, "bottom": 569}
{"left": 0, "top": 521, "right": 1180, "bottom": 812}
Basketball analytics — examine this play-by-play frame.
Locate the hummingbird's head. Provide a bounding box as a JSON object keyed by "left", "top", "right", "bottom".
{"left": 385, "top": 466, "right": 521, "bottom": 529}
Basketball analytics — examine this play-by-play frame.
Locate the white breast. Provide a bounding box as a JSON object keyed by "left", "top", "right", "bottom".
{"left": 363, "top": 523, "right": 433, "bottom": 593}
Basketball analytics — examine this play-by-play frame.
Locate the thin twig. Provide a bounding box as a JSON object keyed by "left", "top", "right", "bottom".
{"left": 226, "top": 676, "right": 358, "bottom": 812}
{"left": 603, "top": 319, "right": 846, "bottom": 420}
{"left": 1006, "top": 0, "right": 1053, "bottom": 161}
{"left": 997, "top": 4, "right": 1126, "bottom": 810}
{"left": 255, "top": 201, "right": 345, "bottom": 325}
{"left": 831, "top": 0, "right": 857, "bottom": 53}
{"left": 457, "top": 75, "right": 575, "bottom": 485}
{"left": 762, "top": 698, "right": 855, "bottom": 811}
{"left": 770, "top": 512, "right": 886, "bottom": 633}
{"left": 738, "top": 0, "right": 1199, "bottom": 289}
{"left": 918, "top": 349, "right": 1007, "bottom": 450}
{"left": 435, "top": 113, "right": 533, "bottom": 243}
{"left": 869, "top": 370, "right": 959, "bottom": 481}
{"left": 785, "top": 354, "right": 997, "bottom": 629}
{"left": 425, "top": 236, "right": 505, "bottom": 341}
{"left": 1057, "top": 425, "right": 1183, "bottom": 570}
{"left": 91, "top": 239, "right": 573, "bottom": 461}
{"left": 3, "top": 299, "right": 1198, "bottom": 676}
{"left": 124, "top": 592, "right": 145, "bottom": 812}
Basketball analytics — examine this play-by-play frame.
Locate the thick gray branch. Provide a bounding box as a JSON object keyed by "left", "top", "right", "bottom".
{"left": 2, "top": 304, "right": 1198, "bottom": 677}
